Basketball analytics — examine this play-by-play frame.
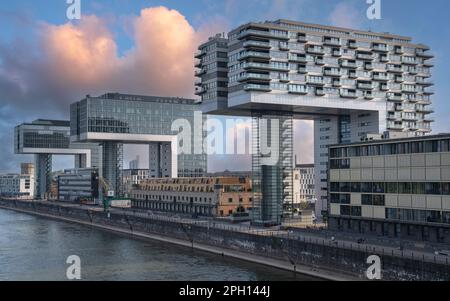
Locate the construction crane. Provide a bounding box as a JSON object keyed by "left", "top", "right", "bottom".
{"left": 99, "top": 177, "right": 115, "bottom": 212}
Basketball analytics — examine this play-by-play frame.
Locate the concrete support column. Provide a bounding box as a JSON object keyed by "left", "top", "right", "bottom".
{"left": 102, "top": 142, "right": 123, "bottom": 197}
{"left": 35, "top": 154, "right": 52, "bottom": 199}
{"left": 251, "top": 112, "right": 293, "bottom": 227}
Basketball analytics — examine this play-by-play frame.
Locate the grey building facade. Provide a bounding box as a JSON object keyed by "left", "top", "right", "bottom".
{"left": 70, "top": 93, "right": 207, "bottom": 195}
{"left": 328, "top": 134, "right": 450, "bottom": 243}
{"left": 196, "top": 19, "right": 434, "bottom": 225}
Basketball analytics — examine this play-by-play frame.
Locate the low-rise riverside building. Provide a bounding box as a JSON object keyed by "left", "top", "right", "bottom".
{"left": 328, "top": 134, "right": 450, "bottom": 243}
{"left": 0, "top": 174, "right": 35, "bottom": 198}
{"left": 130, "top": 177, "right": 253, "bottom": 217}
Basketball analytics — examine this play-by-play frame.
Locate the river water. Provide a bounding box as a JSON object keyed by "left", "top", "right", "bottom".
{"left": 0, "top": 208, "right": 317, "bottom": 281}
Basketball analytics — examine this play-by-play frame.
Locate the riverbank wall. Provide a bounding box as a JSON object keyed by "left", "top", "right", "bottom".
{"left": 1, "top": 198, "right": 449, "bottom": 281}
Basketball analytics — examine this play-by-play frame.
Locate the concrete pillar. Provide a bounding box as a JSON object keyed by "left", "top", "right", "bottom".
{"left": 35, "top": 154, "right": 52, "bottom": 199}
{"left": 102, "top": 142, "right": 123, "bottom": 196}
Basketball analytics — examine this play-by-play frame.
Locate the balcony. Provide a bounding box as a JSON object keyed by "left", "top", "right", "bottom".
{"left": 297, "top": 34, "right": 307, "bottom": 42}
{"left": 288, "top": 54, "right": 307, "bottom": 63}
{"left": 416, "top": 48, "right": 434, "bottom": 58}
{"left": 279, "top": 42, "right": 289, "bottom": 51}
{"left": 357, "top": 82, "right": 374, "bottom": 90}
{"left": 194, "top": 78, "right": 202, "bottom": 86}
{"left": 194, "top": 49, "right": 206, "bottom": 59}
{"left": 195, "top": 86, "right": 207, "bottom": 95}
{"left": 372, "top": 44, "right": 389, "bottom": 52}
{"left": 238, "top": 29, "right": 288, "bottom": 40}
{"left": 324, "top": 69, "right": 341, "bottom": 76}
{"left": 306, "top": 46, "right": 325, "bottom": 55}
{"left": 288, "top": 84, "right": 308, "bottom": 94}
{"left": 387, "top": 123, "right": 404, "bottom": 130}
{"left": 340, "top": 90, "right": 359, "bottom": 98}
{"left": 298, "top": 66, "right": 307, "bottom": 74}
{"left": 306, "top": 77, "right": 325, "bottom": 85}
{"left": 387, "top": 94, "right": 403, "bottom": 102}
{"left": 394, "top": 46, "right": 404, "bottom": 54}
{"left": 323, "top": 37, "right": 341, "bottom": 46}
{"left": 316, "top": 88, "right": 326, "bottom": 96}
{"left": 195, "top": 67, "right": 207, "bottom": 76}
{"left": 238, "top": 73, "right": 271, "bottom": 82}
{"left": 239, "top": 51, "right": 270, "bottom": 60}
{"left": 387, "top": 65, "right": 403, "bottom": 73}
{"left": 243, "top": 40, "right": 271, "bottom": 50}
{"left": 332, "top": 79, "right": 341, "bottom": 87}
{"left": 416, "top": 106, "right": 434, "bottom": 113}
{"left": 340, "top": 60, "right": 357, "bottom": 68}
{"left": 194, "top": 59, "right": 202, "bottom": 68}
{"left": 373, "top": 73, "right": 389, "bottom": 81}
{"left": 244, "top": 84, "right": 272, "bottom": 92}
{"left": 364, "top": 91, "right": 374, "bottom": 100}
{"left": 416, "top": 78, "right": 433, "bottom": 86}
{"left": 357, "top": 53, "right": 374, "bottom": 60}
{"left": 402, "top": 56, "right": 420, "bottom": 65}
{"left": 332, "top": 49, "right": 342, "bottom": 57}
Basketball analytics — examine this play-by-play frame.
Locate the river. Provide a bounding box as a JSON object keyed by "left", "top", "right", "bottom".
{"left": 0, "top": 208, "right": 318, "bottom": 281}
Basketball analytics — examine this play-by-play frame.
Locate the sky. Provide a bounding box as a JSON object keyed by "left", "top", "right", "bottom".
{"left": 0, "top": 0, "right": 450, "bottom": 173}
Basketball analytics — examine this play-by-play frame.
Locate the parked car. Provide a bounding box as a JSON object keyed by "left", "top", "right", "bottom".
{"left": 434, "top": 250, "right": 450, "bottom": 256}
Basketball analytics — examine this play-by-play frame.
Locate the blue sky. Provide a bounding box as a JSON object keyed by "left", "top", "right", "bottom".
{"left": 0, "top": 0, "right": 450, "bottom": 172}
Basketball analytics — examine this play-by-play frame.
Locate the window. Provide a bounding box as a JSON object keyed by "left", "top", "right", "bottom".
{"left": 362, "top": 194, "right": 372, "bottom": 205}
{"left": 228, "top": 198, "right": 233, "bottom": 203}
{"left": 386, "top": 182, "right": 398, "bottom": 194}
{"left": 373, "top": 195, "right": 385, "bottom": 206}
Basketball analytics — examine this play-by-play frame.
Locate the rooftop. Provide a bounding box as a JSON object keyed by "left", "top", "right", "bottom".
{"left": 330, "top": 133, "right": 450, "bottom": 148}
{"left": 83, "top": 93, "right": 198, "bottom": 105}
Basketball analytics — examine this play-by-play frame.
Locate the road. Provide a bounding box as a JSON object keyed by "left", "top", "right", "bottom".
{"left": 16, "top": 199, "right": 450, "bottom": 266}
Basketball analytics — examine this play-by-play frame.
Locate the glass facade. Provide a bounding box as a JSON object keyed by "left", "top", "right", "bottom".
{"left": 71, "top": 94, "right": 207, "bottom": 178}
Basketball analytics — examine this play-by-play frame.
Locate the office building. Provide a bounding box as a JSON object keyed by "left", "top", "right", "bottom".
{"left": 0, "top": 174, "right": 35, "bottom": 198}
{"left": 70, "top": 93, "right": 208, "bottom": 196}
{"left": 196, "top": 19, "right": 434, "bottom": 225}
{"left": 14, "top": 119, "right": 101, "bottom": 199}
{"left": 57, "top": 168, "right": 99, "bottom": 202}
{"left": 293, "top": 164, "right": 316, "bottom": 206}
{"left": 328, "top": 134, "right": 450, "bottom": 243}
{"left": 130, "top": 177, "right": 253, "bottom": 217}
{"left": 129, "top": 156, "right": 140, "bottom": 170}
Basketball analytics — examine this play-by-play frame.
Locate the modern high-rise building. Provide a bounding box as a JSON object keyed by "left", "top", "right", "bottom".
{"left": 14, "top": 119, "right": 101, "bottom": 199}
{"left": 196, "top": 19, "right": 434, "bottom": 225}
{"left": 328, "top": 134, "right": 450, "bottom": 243}
{"left": 70, "top": 93, "right": 207, "bottom": 195}
{"left": 293, "top": 163, "right": 316, "bottom": 206}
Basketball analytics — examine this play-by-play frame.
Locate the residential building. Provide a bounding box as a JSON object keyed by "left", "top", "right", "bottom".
{"left": 70, "top": 93, "right": 208, "bottom": 195}
{"left": 122, "top": 169, "right": 150, "bottom": 192}
{"left": 196, "top": 19, "right": 434, "bottom": 225}
{"left": 130, "top": 177, "right": 253, "bottom": 217}
{"left": 0, "top": 174, "right": 35, "bottom": 198}
{"left": 328, "top": 134, "right": 450, "bottom": 243}
{"left": 57, "top": 168, "right": 99, "bottom": 202}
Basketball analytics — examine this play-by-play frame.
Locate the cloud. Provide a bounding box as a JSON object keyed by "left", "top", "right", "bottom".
{"left": 0, "top": 6, "right": 228, "bottom": 173}
{"left": 329, "top": 1, "right": 363, "bottom": 28}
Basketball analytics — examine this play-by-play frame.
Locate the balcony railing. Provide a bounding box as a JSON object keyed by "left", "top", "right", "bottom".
{"left": 243, "top": 40, "right": 271, "bottom": 49}
{"left": 243, "top": 84, "right": 272, "bottom": 92}
{"left": 239, "top": 51, "right": 270, "bottom": 60}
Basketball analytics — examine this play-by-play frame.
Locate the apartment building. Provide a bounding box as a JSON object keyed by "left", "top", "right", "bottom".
{"left": 328, "top": 134, "right": 450, "bottom": 243}
{"left": 130, "top": 177, "right": 253, "bottom": 217}
{"left": 196, "top": 19, "right": 434, "bottom": 224}
{"left": 122, "top": 169, "right": 150, "bottom": 192}
{"left": 195, "top": 33, "right": 229, "bottom": 113}
{"left": 0, "top": 174, "right": 35, "bottom": 198}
